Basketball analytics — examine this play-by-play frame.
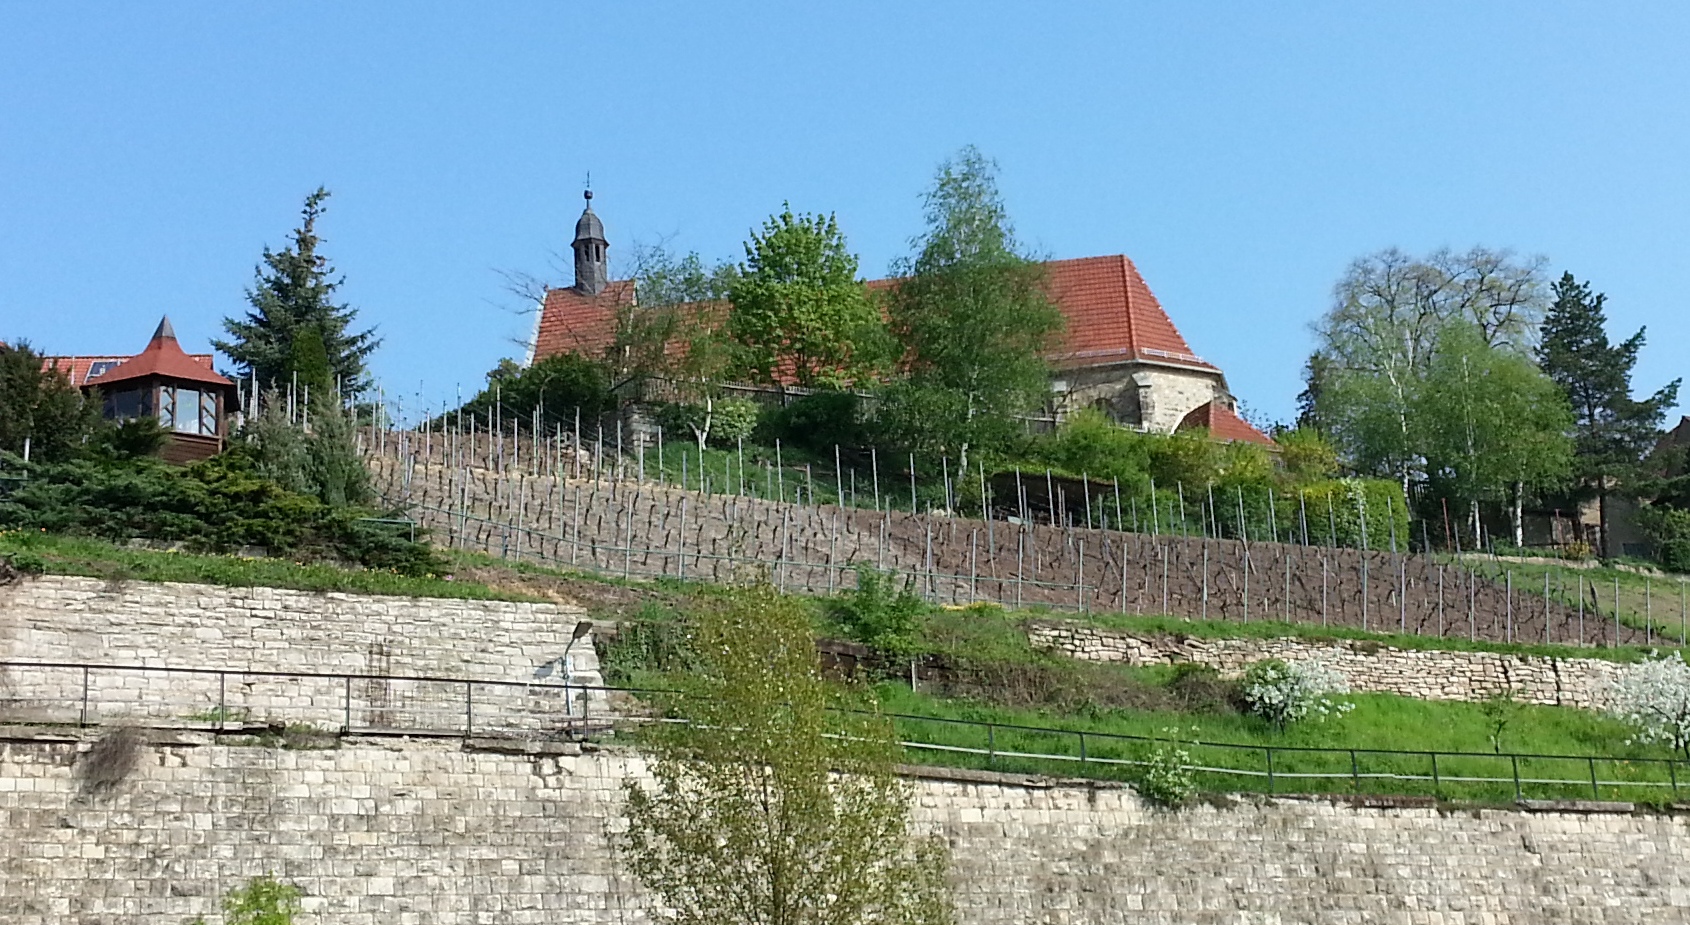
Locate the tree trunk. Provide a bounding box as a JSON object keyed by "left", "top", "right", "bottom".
{"left": 1511, "top": 480, "right": 1524, "bottom": 548}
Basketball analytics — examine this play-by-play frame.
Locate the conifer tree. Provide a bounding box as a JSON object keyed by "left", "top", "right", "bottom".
{"left": 1537, "top": 272, "right": 1681, "bottom": 553}
{"left": 216, "top": 188, "right": 379, "bottom": 394}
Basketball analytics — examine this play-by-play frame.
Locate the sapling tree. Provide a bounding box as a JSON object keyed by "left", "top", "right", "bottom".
{"left": 621, "top": 584, "right": 951, "bottom": 925}
{"left": 1605, "top": 654, "right": 1690, "bottom": 758}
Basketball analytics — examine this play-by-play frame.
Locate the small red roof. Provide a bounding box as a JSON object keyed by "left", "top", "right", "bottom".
{"left": 1178, "top": 400, "right": 1276, "bottom": 447}
{"left": 76, "top": 317, "right": 234, "bottom": 391}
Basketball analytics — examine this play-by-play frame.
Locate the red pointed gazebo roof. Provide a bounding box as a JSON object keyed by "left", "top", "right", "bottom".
{"left": 93, "top": 317, "right": 234, "bottom": 390}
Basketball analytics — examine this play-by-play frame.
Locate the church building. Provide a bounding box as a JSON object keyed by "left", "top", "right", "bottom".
{"left": 529, "top": 192, "right": 1271, "bottom": 446}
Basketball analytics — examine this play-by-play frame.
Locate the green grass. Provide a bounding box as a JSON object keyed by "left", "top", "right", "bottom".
{"left": 874, "top": 682, "right": 1687, "bottom": 805}
{"left": 0, "top": 530, "right": 544, "bottom": 602}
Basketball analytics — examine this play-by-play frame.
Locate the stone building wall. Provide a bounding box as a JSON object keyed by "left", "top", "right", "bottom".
{"left": 0, "top": 577, "right": 605, "bottom": 734}
{"left": 1028, "top": 620, "right": 1629, "bottom": 709}
{"left": 2, "top": 734, "right": 1686, "bottom": 925}
{"left": 1056, "top": 361, "right": 1224, "bottom": 433}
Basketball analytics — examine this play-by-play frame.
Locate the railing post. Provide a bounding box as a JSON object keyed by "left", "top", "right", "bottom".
{"left": 1078, "top": 731, "right": 1087, "bottom": 764}
{"left": 343, "top": 676, "right": 352, "bottom": 734}
{"left": 1430, "top": 753, "right": 1439, "bottom": 799}
{"left": 1266, "top": 747, "right": 1275, "bottom": 794}
{"left": 1671, "top": 759, "right": 1679, "bottom": 799}
{"left": 1511, "top": 755, "right": 1522, "bottom": 801}
{"left": 1589, "top": 757, "right": 1599, "bottom": 800}
{"left": 465, "top": 681, "right": 474, "bottom": 738}
{"left": 218, "top": 672, "right": 227, "bottom": 731}
{"left": 79, "top": 666, "right": 90, "bottom": 727}
{"left": 1350, "top": 750, "right": 1359, "bottom": 794}
{"left": 987, "top": 724, "right": 996, "bottom": 766}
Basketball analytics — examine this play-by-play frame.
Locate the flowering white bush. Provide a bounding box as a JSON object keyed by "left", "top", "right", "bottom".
{"left": 1605, "top": 654, "right": 1690, "bottom": 758}
{"left": 1242, "top": 658, "right": 1354, "bottom": 728}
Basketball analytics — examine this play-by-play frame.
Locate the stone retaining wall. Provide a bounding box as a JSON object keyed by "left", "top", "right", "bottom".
{"left": 1028, "top": 620, "right": 1628, "bottom": 709}
{"left": 2, "top": 734, "right": 1686, "bottom": 924}
{"left": 0, "top": 576, "right": 606, "bottom": 733}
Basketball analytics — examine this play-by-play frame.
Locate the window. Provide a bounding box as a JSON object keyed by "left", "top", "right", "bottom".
{"left": 199, "top": 390, "right": 219, "bottom": 435}
{"left": 158, "top": 387, "right": 176, "bottom": 430}
{"left": 103, "top": 389, "right": 149, "bottom": 420}
{"left": 166, "top": 388, "right": 217, "bottom": 435}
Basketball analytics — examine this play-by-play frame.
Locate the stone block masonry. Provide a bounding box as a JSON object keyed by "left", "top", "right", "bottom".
{"left": 0, "top": 576, "right": 606, "bottom": 734}
{"left": 3, "top": 735, "right": 1687, "bottom": 924}
{"left": 1029, "top": 620, "right": 1629, "bottom": 709}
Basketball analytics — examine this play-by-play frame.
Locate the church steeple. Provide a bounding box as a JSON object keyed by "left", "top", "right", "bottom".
{"left": 572, "top": 188, "right": 608, "bottom": 296}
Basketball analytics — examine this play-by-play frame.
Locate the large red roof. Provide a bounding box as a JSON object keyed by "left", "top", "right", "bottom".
{"left": 531, "top": 254, "right": 1218, "bottom": 375}
{"left": 1177, "top": 399, "right": 1276, "bottom": 446}
{"left": 1040, "top": 255, "right": 1216, "bottom": 372}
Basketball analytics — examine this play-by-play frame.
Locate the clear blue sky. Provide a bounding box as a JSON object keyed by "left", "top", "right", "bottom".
{"left": 3, "top": 2, "right": 1686, "bottom": 425}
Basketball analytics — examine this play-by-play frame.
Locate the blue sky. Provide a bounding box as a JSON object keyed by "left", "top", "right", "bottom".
{"left": 2, "top": 2, "right": 1685, "bottom": 425}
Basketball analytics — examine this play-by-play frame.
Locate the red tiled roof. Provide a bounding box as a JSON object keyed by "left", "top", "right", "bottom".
{"left": 42, "top": 353, "right": 220, "bottom": 387}
{"left": 532, "top": 281, "right": 638, "bottom": 363}
{"left": 1177, "top": 400, "right": 1276, "bottom": 447}
{"left": 1041, "top": 255, "right": 1216, "bottom": 372}
{"left": 530, "top": 255, "right": 1218, "bottom": 376}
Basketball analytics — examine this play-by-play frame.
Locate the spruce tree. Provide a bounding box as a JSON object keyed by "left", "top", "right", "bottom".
{"left": 1537, "top": 272, "right": 1681, "bottom": 554}
{"left": 216, "top": 188, "right": 379, "bottom": 394}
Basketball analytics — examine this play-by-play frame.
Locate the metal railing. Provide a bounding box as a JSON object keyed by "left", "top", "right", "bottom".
{"left": 2, "top": 660, "right": 1681, "bottom": 805}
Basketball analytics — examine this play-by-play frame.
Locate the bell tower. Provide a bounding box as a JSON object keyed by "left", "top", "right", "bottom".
{"left": 572, "top": 189, "right": 609, "bottom": 295}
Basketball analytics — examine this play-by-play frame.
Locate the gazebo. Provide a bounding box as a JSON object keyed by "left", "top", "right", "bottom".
{"left": 87, "top": 317, "right": 237, "bottom": 464}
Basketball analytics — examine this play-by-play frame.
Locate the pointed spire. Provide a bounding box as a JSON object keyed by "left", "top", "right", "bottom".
{"left": 151, "top": 315, "right": 177, "bottom": 342}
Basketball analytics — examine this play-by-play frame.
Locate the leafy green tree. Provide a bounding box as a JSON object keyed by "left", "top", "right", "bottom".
{"left": 728, "top": 207, "right": 886, "bottom": 389}
{"left": 1415, "top": 323, "right": 1573, "bottom": 545}
{"left": 449, "top": 352, "right": 615, "bottom": 432}
{"left": 216, "top": 188, "right": 379, "bottom": 393}
{"left": 1537, "top": 272, "right": 1682, "bottom": 554}
{"left": 1307, "top": 247, "right": 1548, "bottom": 489}
{"left": 0, "top": 341, "right": 100, "bottom": 463}
{"left": 882, "top": 147, "right": 1063, "bottom": 471}
{"left": 622, "top": 585, "right": 951, "bottom": 925}
{"left": 304, "top": 396, "right": 371, "bottom": 507}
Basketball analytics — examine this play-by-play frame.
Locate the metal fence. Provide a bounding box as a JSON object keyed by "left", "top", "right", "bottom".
{"left": 5, "top": 660, "right": 1680, "bottom": 805}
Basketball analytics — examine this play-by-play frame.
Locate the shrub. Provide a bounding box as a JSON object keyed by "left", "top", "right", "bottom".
{"left": 1637, "top": 506, "right": 1690, "bottom": 574}
{"left": 757, "top": 390, "right": 865, "bottom": 453}
{"left": 1241, "top": 658, "right": 1354, "bottom": 729}
{"left": 835, "top": 565, "right": 927, "bottom": 659}
{"left": 0, "top": 452, "right": 442, "bottom": 576}
{"left": 1605, "top": 654, "right": 1690, "bottom": 758}
{"left": 600, "top": 603, "right": 697, "bottom": 683}
{"left": 657, "top": 397, "right": 759, "bottom": 448}
{"left": 1137, "top": 726, "right": 1199, "bottom": 807}
{"left": 189, "top": 874, "right": 303, "bottom": 925}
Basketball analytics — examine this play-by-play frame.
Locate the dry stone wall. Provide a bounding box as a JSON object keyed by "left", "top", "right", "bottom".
{"left": 0, "top": 576, "right": 605, "bottom": 735}
{"left": 3, "top": 734, "right": 1687, "bottom": 925}
{"left": 1029, "top": 620, "right": 1628, "bottom": 709}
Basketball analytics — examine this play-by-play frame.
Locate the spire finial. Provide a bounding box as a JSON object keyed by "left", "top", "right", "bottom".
{"left": 584, "top": 171, "right": 592, "bottom": 202}
{"left": 152, "top": 315, "right": 177, "bottom": 342}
